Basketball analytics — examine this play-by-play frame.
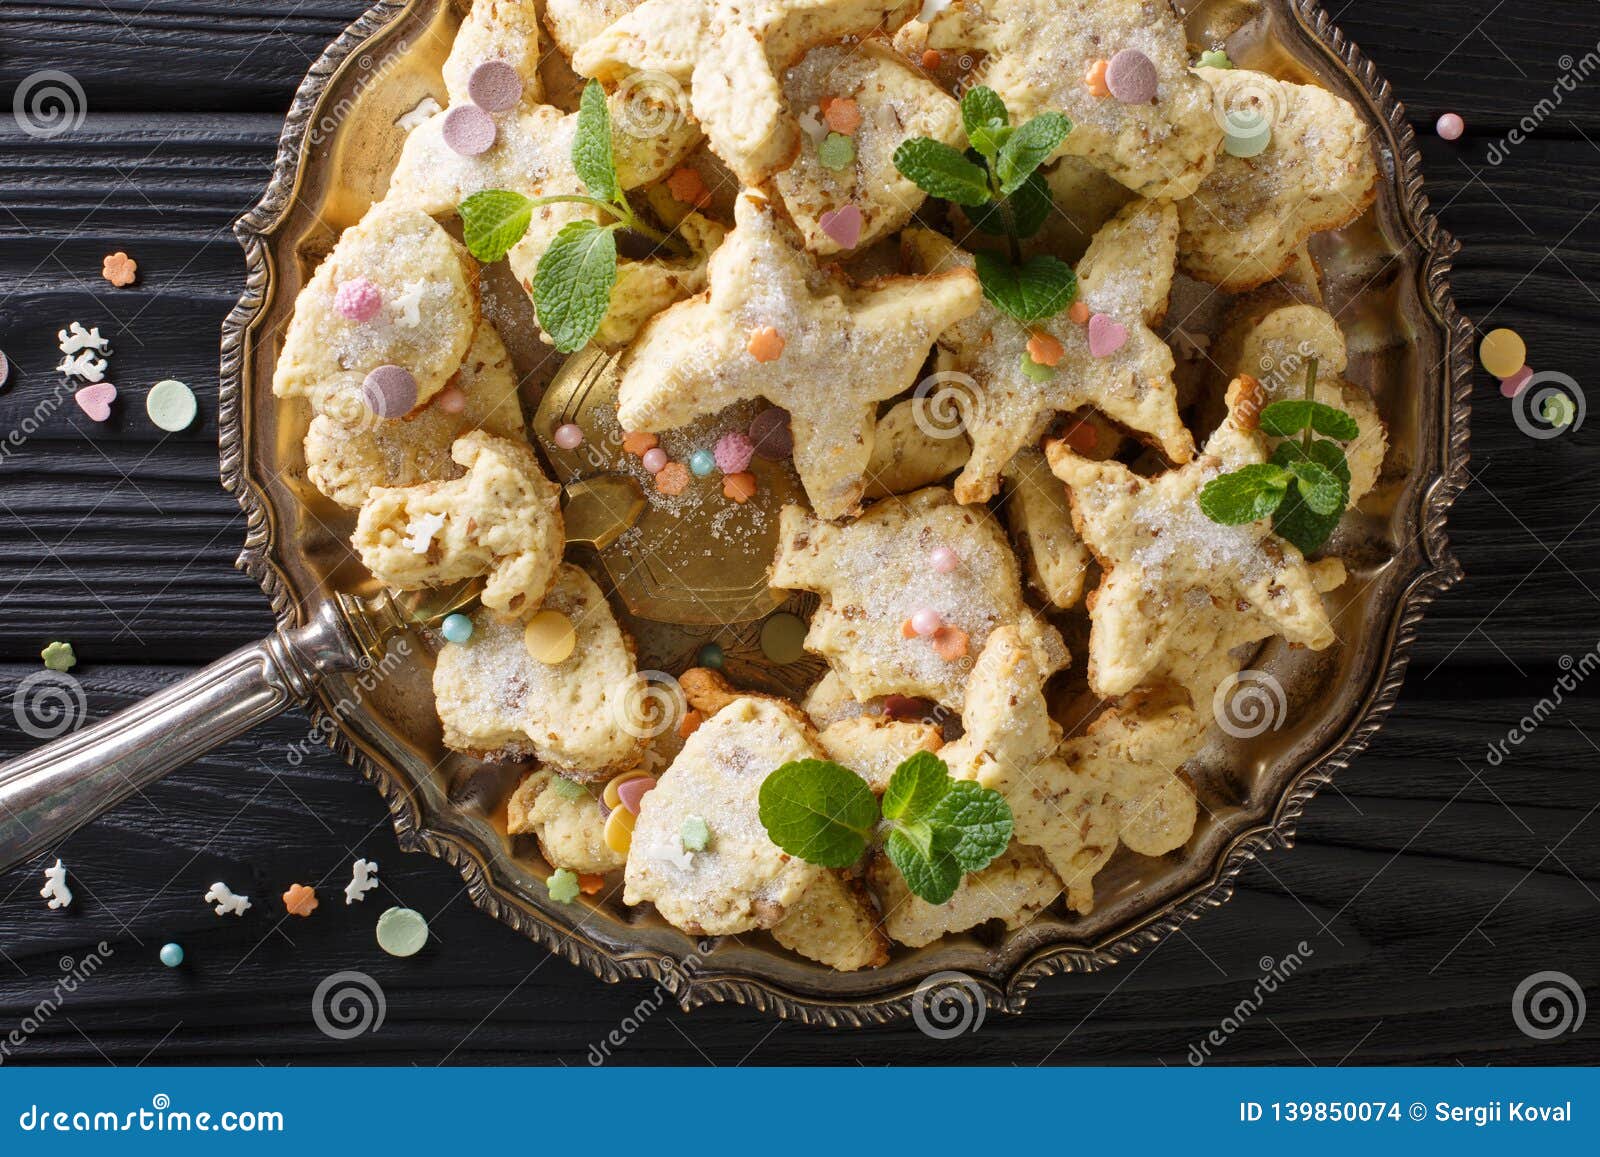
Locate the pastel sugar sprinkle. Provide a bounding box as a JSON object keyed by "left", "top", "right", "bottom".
{"left": 714, "top": 430, "right": 755, "bottom": 474}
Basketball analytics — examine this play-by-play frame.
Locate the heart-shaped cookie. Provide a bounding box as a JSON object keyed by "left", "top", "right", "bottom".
{"left": 74, "top": 382, "right": 117, "bottom": 422}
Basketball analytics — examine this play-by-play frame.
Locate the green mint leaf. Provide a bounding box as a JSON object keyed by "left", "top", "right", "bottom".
{"left": 573, "top": 80, "right": 619, "bottom": 204}
{"left": 1197, "top": 463, "right": 1291, "bottom": 525}
{"left": 758, "top": 759, "right": 879, "bottom": 869}
{"left": 1270, "top": 440, "right": 1349, "bottom": 554}
{"left": 965, "top": 170, "right": 1050, "bottom": 239}
{"left": 458, "top": 189, "right": 534, "bottom": 263}
{"left": 532, "top": 220, "right": 618, "bottom": 353}
{"left": 1308, "top": 402, "right": 1361, "bottom": 440}
{"left": 928, "top": 780, "right": 1014, "bottom": 873}
{"left": 994, "top": 111, "right": 1071, "bottom": 194}
{"left": 974, "top": 252, "right": 1077, "bottom": 323}
{"left": 892, "top": 137, "right": 992, "bottom": 207}
{"left": 885, "top": 822, "right": 964, "bottom": 905}
{"left": 960, "top": 86, "right": 1010, "bottom": 161}
{"left": 1258, "top": 399, "right": 1314, "bottom": 438}
{"left": 1287, "top": 458, "right": 1343, "bottom": 516}
{"left": 882, "top": 750, "right": 952, "bottom": 822}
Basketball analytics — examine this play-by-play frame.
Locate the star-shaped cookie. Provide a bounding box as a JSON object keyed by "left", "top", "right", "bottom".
{"left": 1045, "top": 377, "right": 1340, "bottom": 698}
{"left": 1178, "top": 68, "right": 1379, "bottom": 292}
{"left": 770, "top": 487, "right": 1068, "bottom": 709}
{"left": 912, "top": 0, "right": 1221, "bottom": 198}
{"left": 903, "top": 198, "right": 1194, "bottom": 504}
{"left": 574, "top": 0, "right": 921, "bottom": 183}
{"left": 615, "top": 191, "right": 982, "bottom": 518}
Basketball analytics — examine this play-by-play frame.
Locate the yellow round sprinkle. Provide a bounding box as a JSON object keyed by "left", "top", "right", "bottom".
{"left": 1480, "top": 328, "right": 1526, "bottom": 379}
{"left": 603, "top": 806, "right": 636, "bottom": 854}
{"left": 603, "top": 770, "right": 652, "bottom": 809}
{"left": 760, "top": 612, "right": 808, "bottom": 664}
{"left": 524, "top": 610, "right": 576, "bottom": 664}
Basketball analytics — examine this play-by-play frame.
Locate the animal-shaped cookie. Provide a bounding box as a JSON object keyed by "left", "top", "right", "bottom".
{"left": 771, "top": 872, "right": 891, "bottom": 971}
{"left": 941, "top": 627, "right": 1118, "bottom": 914}
{"left": 353, "top": 431, "right": 563, "bottom": 620}
{"left": 615, "top": 191, "right": 981, "bottom": 518}
{"left": 903, "top": 198, "right": 1193, "bottom": 504}
{"left": 1179, "top": 68, "right": 1379, "bottom": 292}
{"left": 1045, "top": 378, "right": 1340, "bottom": 698}
{"left": 441, "top": 0, "right": 547, "bottom": 107}
{"left": 1002, "top": 448, "right": 1090, "bottom": 610}
{"left": 863, "top": 397, "right": 972, "bottom": 500}
{"left": 770, "top": 487, "right": 1068, "bottom": 709}
{"left": 304, "top": 320, "right": 527, "bottom": 509}
{"left": 542, "top": 0, "right": 641, "bottom": 58}
{"left": 775, "top": 40, "right": 963, "bottom": 256}
{"left": 433, "top": 563, "right": 646, "bottom": 773}
{"left": 507, "top": 769, "right": 625, "bottom": 874}
{"left": 574, "top": 0, "right": 921, "bottom": 183}
{"left": 872, "top": 842, "right": 1061, "bottom": 947}
{"left": 273, "top": 203, "right": 478, "bottom": 415}
{"left": 910, "top": 0, "right": 1221, "bottom": 198}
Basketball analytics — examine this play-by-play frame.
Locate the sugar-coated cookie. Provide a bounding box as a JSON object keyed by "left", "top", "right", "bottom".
{"left": 506, "top": 769, "right": 625, "bottom": 874}
{"left": 863, "top": 397, "right": 972, "bottom": 500}
{"left": 872, "top": 842, "right": 1061, "bottom": 947}
{"left": 1002, "top": 448, "right": 1091, "bottom": 610}
{"left": 770, "top": 872, "right": 891, "bottom": 971}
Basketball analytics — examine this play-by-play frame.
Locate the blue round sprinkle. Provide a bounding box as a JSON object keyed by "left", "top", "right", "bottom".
{"left": 689, "top": 449, "right": 717, "bottom": 477}
{"left": 697, "top": 642, "right": 725, "bottom": 669}
{"left": 159, "top": 943, "right": 184, "bottom": 968}
{"left": 441, "top": 613, "right": 474, "bottom": 644}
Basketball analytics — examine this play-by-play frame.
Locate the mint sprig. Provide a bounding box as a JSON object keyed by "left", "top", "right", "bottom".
{"left": 758, "top": 752, "right": 1014, "bottom": 906}
{"left": 1197, "top": 359, "right": 1357, "bottom": 554}
{"left": 894, "top": 86, "right": 1076, "bottom": 325}
{"left": 456, "top": 80, "right": 686, "bottom": 352}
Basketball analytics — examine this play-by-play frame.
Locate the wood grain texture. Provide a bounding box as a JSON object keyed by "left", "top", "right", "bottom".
{"left": 0, "top": 1, "right": 1596, "bottom": 1065}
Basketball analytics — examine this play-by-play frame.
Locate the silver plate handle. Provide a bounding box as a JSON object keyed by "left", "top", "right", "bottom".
{"left": 0, "top": 602, "right": 358, "bottom": 871}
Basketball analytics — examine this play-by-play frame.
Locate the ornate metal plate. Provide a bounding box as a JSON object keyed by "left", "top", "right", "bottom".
{"left": 219, "top": 0, "right": 1471, "bottom": 1025}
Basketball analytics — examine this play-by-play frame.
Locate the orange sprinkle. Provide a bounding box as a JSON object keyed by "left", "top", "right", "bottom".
{"left": 101, "top": 251, "right": 137, "bottom": 287}
{"left": 823, "top": 97, "right": 862, "bottom": 135}
{"left": 901, "top": 618, "right": 919, "bottom": 639}
{"left": 655, "top": 461, "right": 690, "bottom": 495}
{"left": 932, "top": 626, "right": 970, "bottom": 661}
{"left": 665, "top": 166, "right": 710, "bottom": 207}
{"left": 578, "top": 873, "right": 606, "bottom": 896}
{"left": 722, "top": 471, "right": 758, "bottom": 503}
{"left": 1085, "top": 59, "right": 1110, "bottom": 98}
{"left": 1063, "top": 419, "right": 1099, "bottom": 455}
{"left": 622, "top": 431, "right": 659, "bottom": 456}
{"left": 1068, "top": 300, "right": 1091, "bottom": 324}
{"left": 1027, "top": 331, "right": 1064, "bottom": 367}
{"left": 677, "top": 708, "right": 704, "bottom": 739}
{"left": 921, "top": 49, "right": 942, "bottom": 70}
{"left": 747, "top": 326, "right": 785, "bottom": 362}
{"left": 282, "top": 883, "right": 318, "bottom": 917}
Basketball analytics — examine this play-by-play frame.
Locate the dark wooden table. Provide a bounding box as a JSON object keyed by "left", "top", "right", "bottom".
{"left": 1, "top": 1, "right": 1596, "bottom": 1066}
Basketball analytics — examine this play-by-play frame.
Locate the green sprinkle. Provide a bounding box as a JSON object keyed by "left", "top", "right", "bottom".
{"left": 818, "top": 132, "right": 856, "bottom": 171}
{"left": 1019, "top": 353, "right": 1054, "bottom": 381}
{"left": 551, "top": 775, "right": 587, "bottom": 802}
{"left": 680, "top": 815, "right": 710, "bottom": 852}
{"left": 41, "top": 641, "right": 75, "bottom": 672}
{"left": 1541, "top": 393, "right": 1576, "bottom": 428}
{"left": 547, "top": 868, "right": 581, "bottom": 904}
{"left": 1197, "top": 49, "right": 1233, "bottom": 70}
{"left": 375, "top": 906, "right": 429, "bottom": 957}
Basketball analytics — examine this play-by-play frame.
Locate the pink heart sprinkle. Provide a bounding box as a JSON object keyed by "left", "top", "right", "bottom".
{"left": 1499, "top": 365, "right": 1533, "bottom": 398}
{"left": 617, "top": 776, "right": 657, "bottom": 816}
{"left": 818, "top": 204, "right": 863, "bottom": 250}
{"left": 75, "top": 382, "right": 117, "bottom": 422}
{"left": 1087, "top": 313, "right": 1128, "bottom": 358}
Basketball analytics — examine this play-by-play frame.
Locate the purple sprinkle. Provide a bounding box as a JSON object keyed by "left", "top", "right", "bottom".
{"left": 1105, "top": 49, "right": 1159, "bottom": 105}
{"left": 362, "top": 365, "right": 418, "bottom": 419}
{"left": 467, "top": 61, "right": 523, "bottom": 114}
{"left": 442, "top": 104, "right": 496, "bottom": 156}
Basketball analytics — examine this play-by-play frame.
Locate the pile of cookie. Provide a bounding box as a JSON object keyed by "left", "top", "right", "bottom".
{"left": 272, "top": 0, "right": 1386, "bottom": 970}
